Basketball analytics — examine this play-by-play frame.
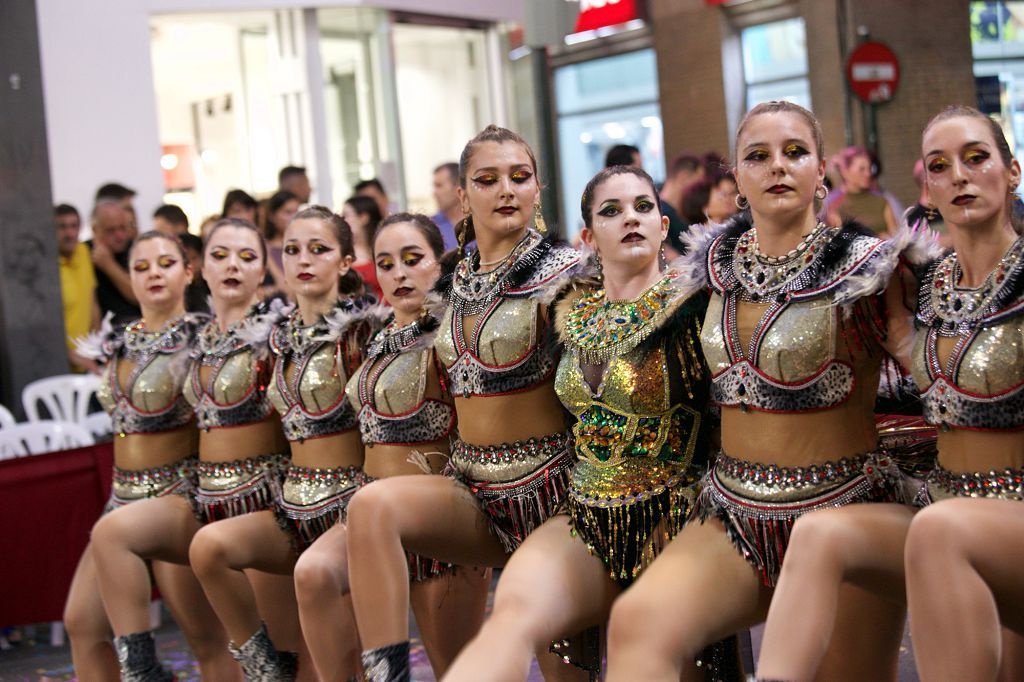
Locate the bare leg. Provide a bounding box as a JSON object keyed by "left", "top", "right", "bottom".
{"left": 152, "top": 561, "right": 240, "bottom": 681}
{"left": 906, "top": 499, "right": 1024, "bottom": 682}
{"left": 346, "top": 476, "right": 509, "bottom": 650}
{"left": 248, "top": 571, "right": 315, "bottom": 681}
{"left": 63, "top": 543, "right": 118, "bottom": 681}
{"left": 757, "top": 503, "right": 913, "bottom": 681}
{"left": 409, "top": 566, "right": 491, "bottom": 678}
{"left": 90, "top": 496, "right": 200, "bottom": 635}
{"left": 189, "top": 510, "right": 297, "bottom": 645}
{"left": 605, "top": 519, "right": 769, "bottom": 682}
{"left": 293, "top": 523, "right": 361, "bottom": 681}
{"left": 444, "top": 516, "right": 617, "bottom": 682}
{"left": 815, "top": 583, "right": 905, "bottom": 682}
{"left": 997, "top": 628, "right": 1024, "bottom": 682}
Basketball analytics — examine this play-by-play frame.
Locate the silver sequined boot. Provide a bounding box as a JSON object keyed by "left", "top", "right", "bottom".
{"left": 228, "top": 622, "right": 297, "bottom": 682}
{"left": 361, "top": 641, "right": 409, "bottom": 682}
{"left": 113, "top": 631, "right": 173, "bottom": 682}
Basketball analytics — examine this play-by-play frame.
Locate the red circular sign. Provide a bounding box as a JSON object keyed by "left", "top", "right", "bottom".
{"left": 846, "top": 41, "right": 900, "bottom": 104}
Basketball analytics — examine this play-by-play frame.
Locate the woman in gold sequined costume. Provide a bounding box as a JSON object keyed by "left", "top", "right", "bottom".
{"left": 293, "top": 213, "right": 490, "bottom": 681}
{"left": 446, "top": 165, "right": 740, "bottom": 681}
{"left": 755, "top": 105, "right": 1024, "bottom": 681}
{"left": 64, "top": 232, "right": 236, "bottom": 681}
{"left": 344, "top": 126, "right": 589, "bottom": 682}
{"left": 90, "top": 220, "right": 310, "bottom": 681}
{"left": 189, "top": 207, "right": 378, "bottom": 681}
{"left": 603, "top": 101, "right": 931, "bottom": 682}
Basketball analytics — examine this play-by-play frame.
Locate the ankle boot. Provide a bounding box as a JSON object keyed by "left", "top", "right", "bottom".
{"left": 228, "top": 622, "right": 296, "bottom": 682}
{"left": 113, "top": 631, "right": 173, "bottom": 682}
{"left": 361, "top": 641, "right": 410, "bottom": 682}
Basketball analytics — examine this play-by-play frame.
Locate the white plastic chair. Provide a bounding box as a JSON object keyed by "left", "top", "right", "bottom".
{"left": 0, "top": 404, "right": 15, "bottom": 429}
{"left": 83, "top": 411, "right": 113, "bottom": 439}
{"left": 0, "top": 420, "right": 94, "bottom": 459}
{"left": 21, "top": 374, "right": 102, "bottom": 425}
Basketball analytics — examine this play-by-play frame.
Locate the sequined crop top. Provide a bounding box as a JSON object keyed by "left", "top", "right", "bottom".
{"left": 184, "top": 301, "right": 286, "bottom": 431}
{"left": 82, "top": 313, "right": 204, "bottom": 436}
{"left": 690, "top": 218, "right": 937, "bottom": 414}
{"left": 910, "top": 237, "right": 1024, "bottom": 431}
{"left": 347, "top": 317, "right": 456, "bottom": 446}
{"left": 554, "top": 272, "right": 711, "bottom": 474}
{"left": 267, "top": 298, "right": 378, "bottom": 442}
{"left": 434, "top": 230, "right": 582, "bottom": 398}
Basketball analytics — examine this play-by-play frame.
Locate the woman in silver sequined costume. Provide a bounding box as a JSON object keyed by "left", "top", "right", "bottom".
{"left": 90, "top": 220, "right": 311, "bottom": 681}
{"left": 189, "top": 207, "right": 378, "bottom": 681}
{"left": 602, "top": 101, "right": 932, "bottom": 682}
{"left": 344, "top": 126, "right": 589, "bottom": 682}
{"left": 756, "top": 105, "right": 1024, "bottom": 681}
{"left": 293, "top": 213, "right": 490, "bottom": 681}
{"left": 64, "top": 232, "right": 236, "bottom": 681}
{"left": 897, "top": 106, "right": 1024, "bottom": 682}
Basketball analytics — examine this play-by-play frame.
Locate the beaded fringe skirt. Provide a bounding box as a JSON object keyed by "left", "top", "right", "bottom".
{"left": 105, "top": 458, "right": 199, "bottom": 517}
{"left": 195, "top": 453, "right": 287, "bottom": 523}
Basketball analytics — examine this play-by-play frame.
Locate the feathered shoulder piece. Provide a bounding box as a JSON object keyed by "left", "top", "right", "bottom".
{"left": 916, "top": 234, "right": 1024, "bottom": 333}
{"left": 197, "top": 297, "right": 293, "bottom": 360}
{"left": 554, "top": 266, "right": 707, "bottom": 364}
{"left": 269, "top": 295, "right": 382, "bottom": 356}
{"left": 833, "top": 222, "right": 943, "bottom": 307}
{"left": 75, "top": 311, "right": 118, "bottom": 363}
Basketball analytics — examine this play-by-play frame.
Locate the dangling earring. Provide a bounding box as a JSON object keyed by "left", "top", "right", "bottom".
{"left": 457, "top": 214, "right": 472, "bottom": 251}
{"left": 924, "top": 204, "right": 940, "bottom": 222}
{"left": 735, "top": 194, "right": 749, "bottom": 210}
{"left": 815, "top": 185, "right": 828, "bottom": 200}
{"left": 595, "top": 253, "right": 603, "bottom": 281}
{"left": 533, "top": 202, "right": 548, "bottom": 234}
{"left": 659, "top": 244, "right": 666, "bottom": 269}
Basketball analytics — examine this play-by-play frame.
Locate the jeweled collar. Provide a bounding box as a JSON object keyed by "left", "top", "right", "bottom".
{"left": 918, "top": 235, "right": 1024, "bottom": 334}
{"left": 281, "top": 297, "right": 370, "bottom": 355}
{"left": 366, "top": 314, "right": 439, "bottom": 359}
{"left": 447, "top": 229, "right": 548, "bottom": 314}
{"left": 121, "top": 313, "right": 199, "bottom": 362}
{"left": 561, "top": 272, "right": 681, "bottom": 365}
{"left": 732, "top": 222, "right": 834, "bottom": 300}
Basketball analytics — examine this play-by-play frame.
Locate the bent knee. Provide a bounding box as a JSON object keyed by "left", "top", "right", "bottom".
{"left": 63, "top": 600, "right": 110, "bottom": 641}
{"left": 607, "top": 589, "right": 674, "bottom": 652}
{"left": 189, "top": 525, "right": 233, "bottom": 573}
{"left": 346, "top": 483, "right": 399, "bottom": 533}
{"left": 786, "top": 510, "right": 860, "bottom": 560}
{"left": 905, "top": 503, "right": 970, "bottom": 569}
{"left": 294, "top": 551, "right": 347, "bottom": 601}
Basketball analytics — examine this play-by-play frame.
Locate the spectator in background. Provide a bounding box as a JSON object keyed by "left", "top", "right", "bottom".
{"left": 152, "top": 204, "right": 189, "bottom": 236}
{"left": 179, "top": 232, "right": 210, "bottom": 314}
{"left": 431, "top": 162, "right": 462, "bottom": 251}
{"left": 221, "top": 188, "right": 259, "bottom": 224}
{"left": 199, "top": 214, "right": 222, "bottom": 241}
{"left": 825, "top": 146, "right": 897, "bottom": 235}
{"left": 702, "top": 151, "right": 729, "bottom": 180}
{"left": 88, "top": 197, "right": 140, "bottom": 326}
{"left": 56, "top": 204, "right": 100, "bottom": 373}
{"left": 354, "top": 178, "right": 390, "bottom": 218}
{"left": 680, "top": 171, "right": 739, "bottom": 226}
{"left": 96, "top": 182, "right": 138, "bottom": 240}
{"left": 341, "top": 195, "right": 384, "bottom": 300}
{"left": 605, "top": 144, "right": 642, "bottom": 168}
{"left": 659, "top": 153, "right": 705, "bottom": 214}
{"left": 262, "top": 190, "right": 300, "bottom": 297}
{"left": 278, "top": 165, "right": 312, "bottom": 204}
{"left": 906, "top": 159, "right": 951, "bottom": 249}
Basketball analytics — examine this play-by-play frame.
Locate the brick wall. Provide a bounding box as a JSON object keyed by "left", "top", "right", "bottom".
{"left": 648, "top": 0, "right": 976, "bottom": 207}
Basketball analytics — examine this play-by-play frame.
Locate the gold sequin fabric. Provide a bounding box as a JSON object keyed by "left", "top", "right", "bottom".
{"left": 274, "top": 464, "right": 369, "bottom": 553}
{"left": 105, "top": 458, "right": 198, "bottom": 514}
{"left": 194, "top": 454, "right": 288, "bottom": 522}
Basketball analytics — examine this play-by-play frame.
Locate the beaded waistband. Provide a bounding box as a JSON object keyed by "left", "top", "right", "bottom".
{"left": 110, "top": 458, "right": 197, "bottom": 504}
{"left": 925, "top": 463, "right": 1024, "bottom": 502}
{"left": 451, "top": 432, "right": 570, "bottom": 483}
{"left": 570, "top": 459, "right": 698, "bottom": 508}
{"left": 280, "top": 464, "right": 367, "bottom": 507}
{"left": 197, "top": 454, "right": 287, "bottom": 484}
{"left": 712, "top": 451, "right": 895, "bottom": 503}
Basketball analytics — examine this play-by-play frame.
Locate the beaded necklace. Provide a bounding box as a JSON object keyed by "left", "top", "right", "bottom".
{"left": 122, "top": 314, "right": 192, "bottom": 363}
{"left": 563, "top": 272, "right": 679, "bottom": 364}
{"left": 733, "top": 223, "right": 834, "bottom": 300}
{"left": 929, "top": 236, "right": 1024, "bottom": 334}
{"left": 366, "top": 317, "right": 429, "bottom": 359}
{"left": 450, "top": 229, "right": 543, "bottom": 315}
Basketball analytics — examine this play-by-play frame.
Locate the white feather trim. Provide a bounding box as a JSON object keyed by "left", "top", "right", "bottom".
{"left": 834, "top": 223, "right": 943, "bottom": 309}
{"left": 316, "top": 300, "right": 386, "bottom": 342}
{"left": 234, "top": 298, "right": 292, "bottom": 355}
{"left": 677, "top": 222, "right": 726, "bottom": 290}
{"left": 75, "top": 311, "right": 116, "bottom": 362}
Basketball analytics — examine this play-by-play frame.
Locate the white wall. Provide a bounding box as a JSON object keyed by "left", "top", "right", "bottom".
{"left": 36, "top": 0, "right": 164, "bottom": 233}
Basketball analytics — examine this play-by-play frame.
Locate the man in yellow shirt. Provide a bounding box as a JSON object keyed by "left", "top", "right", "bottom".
{"left": 56, "top": 204, "right": 100, "bottom": 373}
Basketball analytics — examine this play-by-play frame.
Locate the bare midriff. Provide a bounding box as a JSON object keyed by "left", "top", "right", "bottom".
{"left": 199, "top": 417, "right": 290, "bottom": 462}
{"left": 288, "top": 428, "right": 364, "bottom": 469}
{"left": 363, "top": 438, "right": 452, "bottom": 479}
{"left": 937, "top": 432, "right": 1024, "bottom": 473}
{"left": 453, "top": 381, "right": 567, "bottom": 447}
{"left": 114, "top": 426, "right": 199, "bottom": 470}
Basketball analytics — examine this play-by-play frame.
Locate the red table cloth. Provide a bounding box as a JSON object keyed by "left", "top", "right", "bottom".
{"left": 0, "top": 442, "right": 113, "bottom": 628}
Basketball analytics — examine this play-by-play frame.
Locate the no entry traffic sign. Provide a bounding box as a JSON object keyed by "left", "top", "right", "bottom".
{"left": 846, "top": 41, "right": 900, "bottom": 104}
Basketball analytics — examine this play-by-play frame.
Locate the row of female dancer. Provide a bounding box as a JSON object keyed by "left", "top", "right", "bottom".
{"left": 62, "top": 100, "right": 1022, "bottom": 682}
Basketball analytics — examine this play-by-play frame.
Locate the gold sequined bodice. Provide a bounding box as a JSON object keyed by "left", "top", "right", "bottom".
{"left": 97, "top": 353, "right": 187, "bottom": 416}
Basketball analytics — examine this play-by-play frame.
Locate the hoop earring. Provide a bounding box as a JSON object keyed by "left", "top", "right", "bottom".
{"left": 533, "top": 202, "right": 548, "bottom": 234}
{"left": 735, "top": 194, "right": 749, "bottom": 210}
{"left": 815, "top": 185, "right": 828, "bottom": 200}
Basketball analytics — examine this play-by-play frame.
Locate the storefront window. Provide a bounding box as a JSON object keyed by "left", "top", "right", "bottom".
{"left": 741, "top": 18, "right": 810, "bottom": 110}
{"left": 971, "top": 1, "right": 1024, "bottom": 159}
{"left": 554, "top": 49, "right": 664, "bottom": 240}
